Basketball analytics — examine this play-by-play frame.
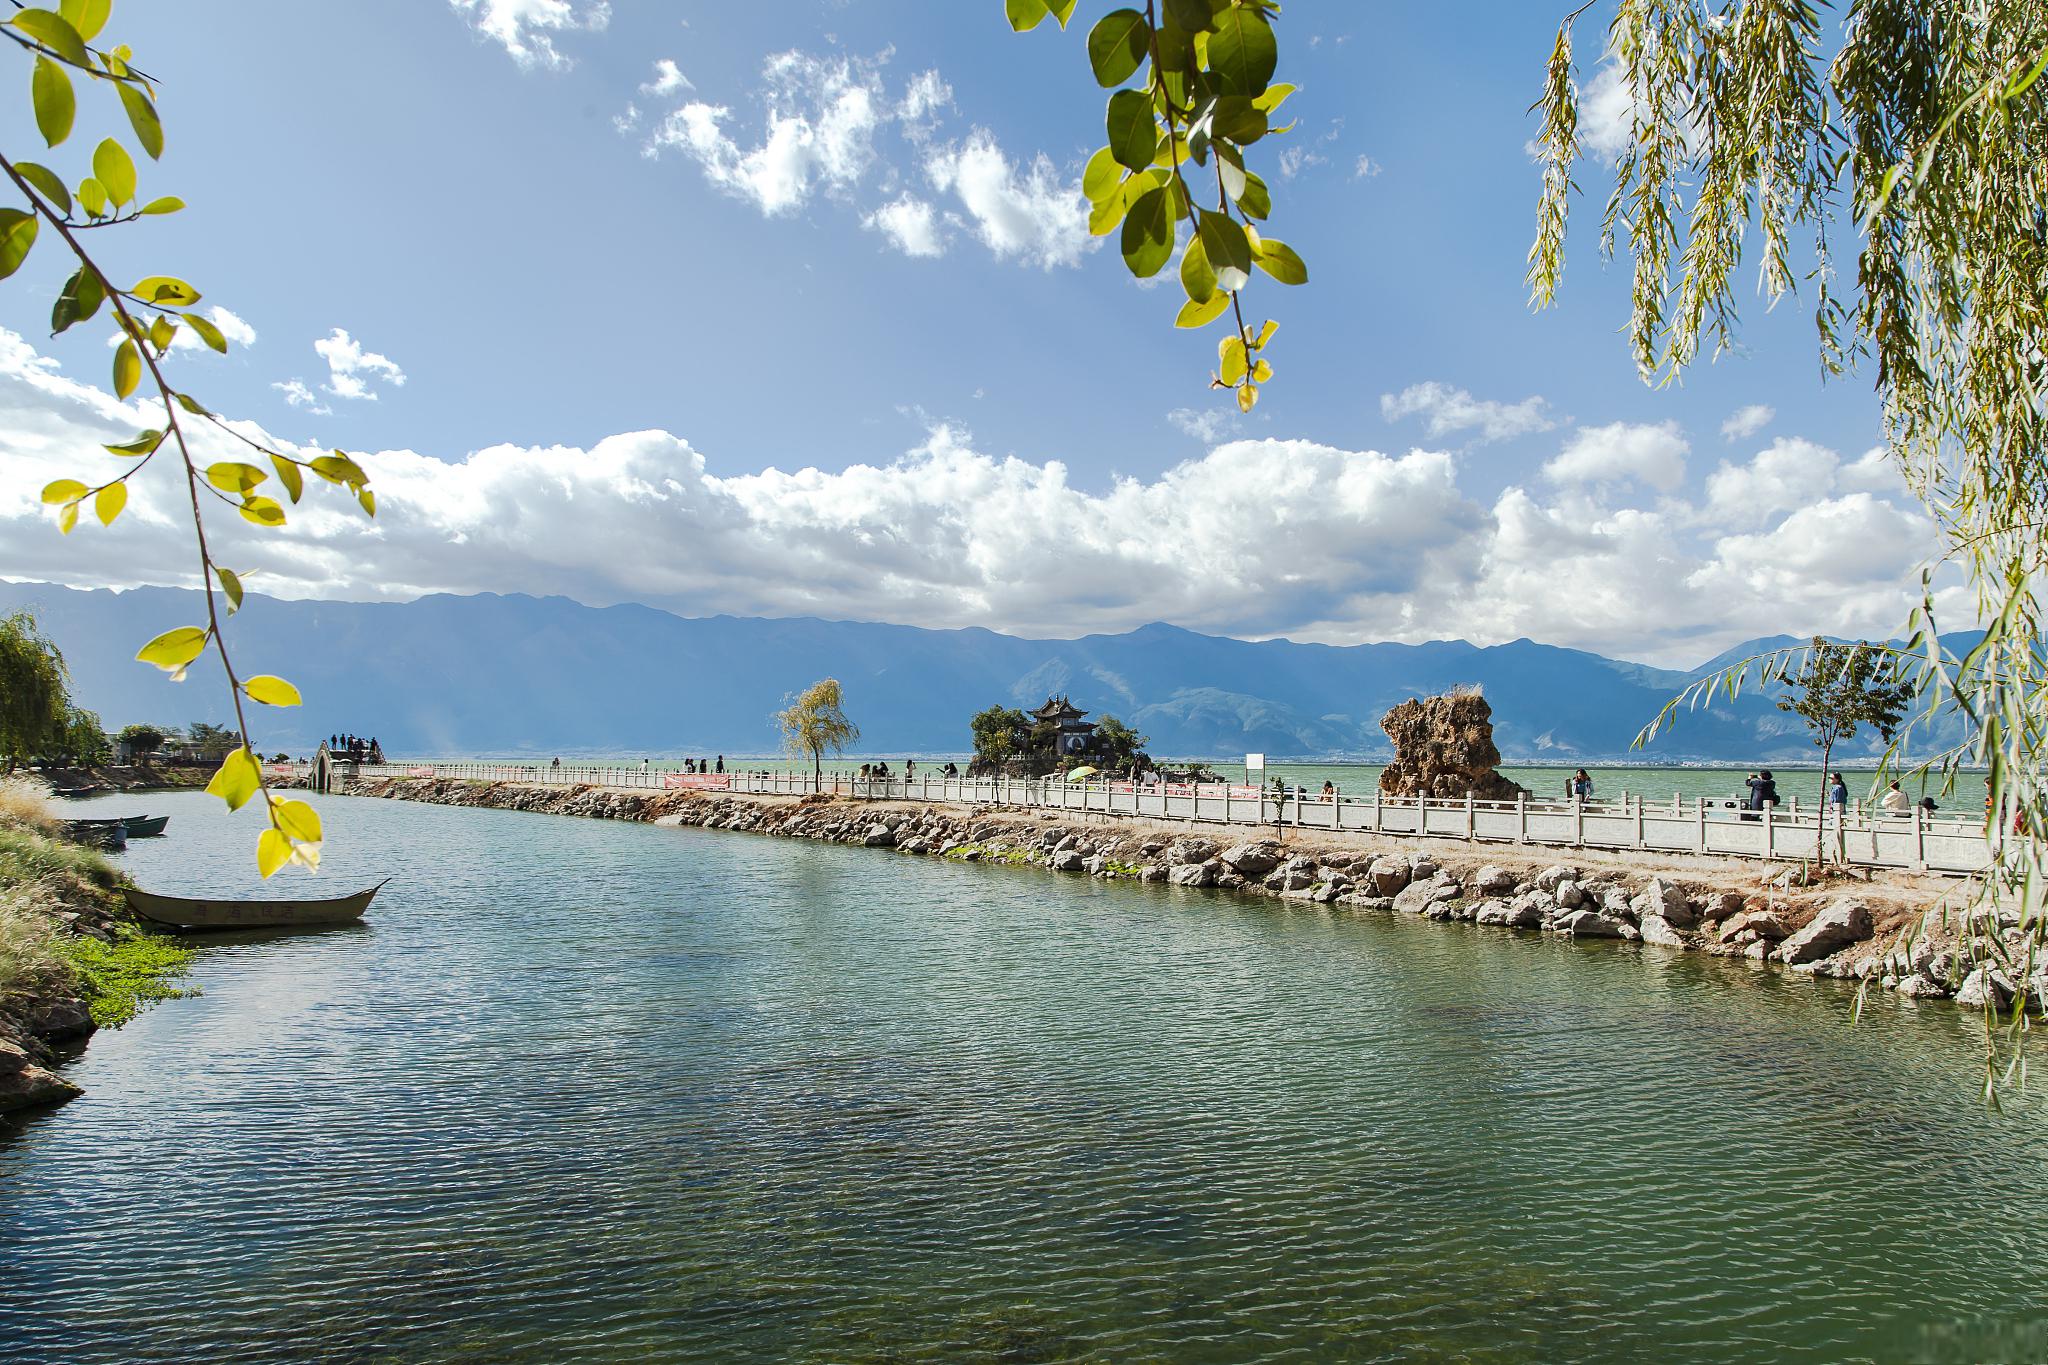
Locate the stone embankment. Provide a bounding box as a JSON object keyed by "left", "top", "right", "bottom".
{"left": 350, "top": 776, "right": 2030, "bottom": 1011}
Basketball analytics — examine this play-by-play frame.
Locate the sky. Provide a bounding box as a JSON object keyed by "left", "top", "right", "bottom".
{"left": 0, "top": 0, "right": 1964, "bottom": 668}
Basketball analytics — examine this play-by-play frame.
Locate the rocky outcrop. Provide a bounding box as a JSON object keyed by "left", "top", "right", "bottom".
{"left": 1377, "top": 691, "right": 1530, "bottom": 803}
{"left": 0, "top": 1036, "right": 82, "bottom": 1114}
{"left": 1777, "top": 901, "right": 1873, "bottom": 966}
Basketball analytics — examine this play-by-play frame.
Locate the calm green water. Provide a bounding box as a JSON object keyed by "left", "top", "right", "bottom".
{"left": 3, "top": 791, "right": 2044, "bottom": 1362}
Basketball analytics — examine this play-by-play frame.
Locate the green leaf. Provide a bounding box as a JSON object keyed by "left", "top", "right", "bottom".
{"left": 1004, "top": 0, "right": 1051, "bottom": 31}
{"left": 1174, "top": 294, "right": 1231, "bottom": 329}
{"left": 76, "top": 176, "right": 106, "bottom": 218}
{"left": 1164, "top": 0, "right": 1219, "bottom": 32}
{"left": 207, "top": 745, "right": 262, "bottom": 813}
{"left": 1082, "top": 146, "right": 1122, "bottom": 205}
{"left": 131, "top": 275, "right": 200, "bottom": 306}
{"left": 271, "top": 454, "right": 304, "bottom": 503}
{"left": 58, "top": 0, "right": 110, "bottom": 42}
{"left": 1046, "top": 0, "right": 1078, "bottom": 25}
{"left": 58, "top": 501, "right": 78, "bottom": 535}
{"left": 1179, "top": 233, "right": 1217, "bottom": 304}
{"left": 92, "top": 138, "right": 135, "bottom": 208}
{"left": 1119, "top": 185, "right": 1175, "bottom": 279}
{"left": 1253, "top": 237, "right": 1308, "bottom": 285}
{"left": 272, "top": 798, "right": 322, "bottom": 844}
{"left": 116, "top": 80, "right": 163, "bottom": 159}
{"left": 1208, "top": 95, "right": 1268, "bottom": 145}
{"left": 242, "top": 674, "right": 302, "bottom": 707}
{"left": 310, "top": 452, "right": 369, "bottom": 487}
{"left": 103, "top": 428, "right": 161, "bottom": 457}
{"left": 240, "top": 495, "right": 287, "bottom": 527}
{"left": 0, "top": 210, "right": 38, "bottom": 282}
{"left": 205, "top": 461, "right": 267, "bottom": 494}
{"left": 1087, "top": 8, "right": 1150, "bottom": 87}
{"left": 111, "top": 338, "right": 141, "bottom": 399}
{"left": 1088, "top": 192, "right": 1129, "bottom": 237}
{"left": 139, "top": 195, "right": 184, "bottom": 215}
{"left": 1237, "top": 381, "right": 1257, "bottom": 413}
{"left": 1251, "top": 82, "right": 1297, "bottom": 115}
{"left": 1253, "top": 319, "right": 1278, "bottom": 350}
{"left": 41, "top": 477, "right": 86, "bottom": 504}
{"left": 256, "top": 827, "right": 292, "bottom": 879}
{"left": 65, "top": 266, "right": 105, "bottom": 327}
{"left": 10, "top": 9, "right": 89, "bottom": 65}
{"left": 186, "top": 312, "right": 228, "bottom": 353}
{"left": 147, "top": 314, "right": 175, "bottom": 352}
{"left": 93, "top": 480, "right": 125, "bottom": 526}
{"left": 31, "top": 56, "right": 74, "bottom": 148}
{"left": 1236, "top": 170, "right": 1272, "bottom": 220}
{"left": 174, "top": 391, "right": 212, "bottom": 416}
{"left": 137, "top": 625, "right": 208, "bottom": 673}
{"left": 1207, "top": 7, "right": 1277, "bottom": 96}
{"left": 14, "top": 160, "right": 70, "bottom": 213}
{"left": 215, "top": 566, "right": 244, "bottom": 614}
{"left": 357, "top": 486, "right": 376, "bottom": 517}
{"left": 1218, "top": 335, "right": 1248, "bottom": 384}
{"left": 1198, "top": 209, "right": 1252, "bottom": 292}
{"left": 1106, "top": 89, "right": 1159, "bottom": 172}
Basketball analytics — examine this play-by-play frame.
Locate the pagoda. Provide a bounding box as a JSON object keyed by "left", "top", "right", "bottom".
{"left": 1029, "top": 695, "right": 1099, "bottom": 759}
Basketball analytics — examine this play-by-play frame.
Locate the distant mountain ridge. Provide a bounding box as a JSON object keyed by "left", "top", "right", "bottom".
{"left": 0, "top": 582, "right": 1931, "bottom": 762}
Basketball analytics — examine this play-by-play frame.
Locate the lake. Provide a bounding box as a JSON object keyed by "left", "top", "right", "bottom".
{"left": 2, "top": 790, "right": 2042, "bottom": 1362}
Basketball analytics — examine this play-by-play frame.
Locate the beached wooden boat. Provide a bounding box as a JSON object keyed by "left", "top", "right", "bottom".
{"left": 124, "top": 881, "right": 384, "bottom": 931}
{"left": 119, "top": 814, "right": 168, "bottom": 837}
{"left": 62, "top": 818, "right": 127, "bottom": 850}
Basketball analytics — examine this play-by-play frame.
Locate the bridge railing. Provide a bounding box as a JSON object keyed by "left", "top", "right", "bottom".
{"left": 340, "top": 761, "right": 1994, "bottom": 875}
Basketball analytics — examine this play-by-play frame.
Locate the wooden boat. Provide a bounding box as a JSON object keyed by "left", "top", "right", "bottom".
{"left": 124, "top": 880, "right": 385, "bottom": 931}
{"left": 62, "top": 818, "right": 127, "bottom": 850}
{"left": 120, "top": 814, "right": 168, "bottom": 837}
{"left": 52, "top": 785, "right": 99, "bottom": 799}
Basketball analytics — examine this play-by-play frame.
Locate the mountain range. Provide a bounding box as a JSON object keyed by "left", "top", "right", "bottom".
{"left": 0, "top": 581, "right": 1939, "bottom": 762}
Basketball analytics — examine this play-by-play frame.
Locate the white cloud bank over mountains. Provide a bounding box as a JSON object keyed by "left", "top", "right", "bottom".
{"left": 0, "top": 328, "right": 1956, "bottom": 669}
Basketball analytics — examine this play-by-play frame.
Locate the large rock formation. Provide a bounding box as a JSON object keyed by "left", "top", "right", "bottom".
{"left": 1377, "top": 690, "right": 1530, "bottom": 802}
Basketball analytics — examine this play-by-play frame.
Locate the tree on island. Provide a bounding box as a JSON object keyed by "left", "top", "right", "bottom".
{"left": 1776, "top": 639, "right": 1915, "bottom": 863}
{"left": 1092, "top": 715, "right": 1149, "bottom": 775}
{"left": 0, "top": 610, "right": 70, "bottom": 771}
{"left": 778, "top": 679, "right": 860, "bottom": 788}
{"left": 970, "top": 706, "right": 1031, "bottom": 772}
{"left": 117, "top": 724, "right": 166, "bottom": 765}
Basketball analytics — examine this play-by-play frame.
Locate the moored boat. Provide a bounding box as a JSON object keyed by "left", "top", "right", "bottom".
{"left": 62, "top": 818, "right": 127, "bottom": 850}
{"left": 124, "top": 880, "right": 385, "bottom": 931}
{"left": 121, "top": 815, "right": 169, "bottom": 838}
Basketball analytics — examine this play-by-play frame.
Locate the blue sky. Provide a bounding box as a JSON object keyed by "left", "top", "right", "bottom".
{"left": 0, "top": 1, "right": 1951, "bottom": 667}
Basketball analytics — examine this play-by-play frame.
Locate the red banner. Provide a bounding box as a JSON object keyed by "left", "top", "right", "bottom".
{"left": 408, "top": 765, "right": 437, "bottom": 778}
{"left": 663, "top": 773, "right": 730, "bottom": 790}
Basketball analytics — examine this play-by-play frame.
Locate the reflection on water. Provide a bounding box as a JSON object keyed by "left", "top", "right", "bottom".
{"left": 2, "top": 790, "right": 2043, "bottom": 1363}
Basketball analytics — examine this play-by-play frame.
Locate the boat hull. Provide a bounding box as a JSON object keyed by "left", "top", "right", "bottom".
{"left": 124, "top": 882, "right": 382, "bottom": 931}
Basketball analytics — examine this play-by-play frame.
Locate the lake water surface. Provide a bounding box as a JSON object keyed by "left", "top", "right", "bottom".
{"left": 2, "top": 790, "right": 2044, "bottom": 1362}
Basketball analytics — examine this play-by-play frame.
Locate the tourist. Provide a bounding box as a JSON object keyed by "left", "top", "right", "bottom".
{"left": 1321, "top": 780, "right": 1336, "bottom": 801}
{"left": 1918, "top": 796, "right": 1940, "bottom": 814}
{"left": 905, "top": 759, "right": 915, "bottom": 781}
{"left": 715, "top": 755, "right": 724, "bottom": 774}
{"left": 1828, "top": 772, "right": 1848, "bottom": 811}
{"left": 551, "top": 756, "right": 561, "bottom": 769}
{"left": 1881, "top": 780, "right": 1910, "bottom": 815}
{"left": 1572, "top": 769, "right": 1593, "bottom": 802}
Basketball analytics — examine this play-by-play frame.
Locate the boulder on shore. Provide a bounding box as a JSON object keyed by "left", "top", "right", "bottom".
{"left": 1778, "top": 901, "right": 1874, "bottom": 966}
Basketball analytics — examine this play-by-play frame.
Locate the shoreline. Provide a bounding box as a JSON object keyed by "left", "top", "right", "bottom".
{"left": 348, "top": 776, "right": 2027, "bottom": 1014}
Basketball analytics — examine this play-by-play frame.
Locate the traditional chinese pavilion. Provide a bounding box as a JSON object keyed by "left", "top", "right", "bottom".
{"left": 1030, "top": 695, "right": 1099, "bottom": 758}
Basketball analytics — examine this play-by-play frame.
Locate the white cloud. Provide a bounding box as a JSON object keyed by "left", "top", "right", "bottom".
{"left": 1167, "top": 407, "right": 1241, "bottom": 444}
{"left": 0, "top": 327, "right": 1966, "bottom": 669}
{"left": 1838, "top": 446, "right": 1900, "bottom": 494}
{"left": 1380, "top": 381, "right": 1556, "bottom": 444}
{"left": 645, "top": 51, "right": 885, "bottom": 216}
{"left": 922, "top": 130, "right": 1093, "bottom": 270}
{"left": 272, "top": 379, "right": 330, "bottom": 416}
{"left": 1579, "top": 57, "right": 1637, "bottom": 163}
{"left": 641, "top": 58, "right": 692, "bottom": 96}
{"left": 897, "top": 69, "right": 953, "bottom": 131}
{"left": 448, "top": 0, "right": 609, "bottom": 71}
{"left": 1720, "top": 403, "right": 1774, "bottom": 441}
{"left": 1543, "top": 420, "right": 1688, "bottom": 492}
{"left": 1697, "top": 436, "right": 1838, "bottom": 528}
{"left": 864, "top": 195, "right": 947, "bottom": 258}
{"left": 1277, "top": 146, "right": 1326, "bottom": 179}
{"left": 1354, "top": 155, "right": 1383, "bottom": 179}
{"left": 313, "top": 329, "right": 406, "bottom": 402}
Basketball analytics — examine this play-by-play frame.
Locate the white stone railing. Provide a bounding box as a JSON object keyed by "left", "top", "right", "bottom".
{"left": 333, "top": 761, "right": 1994, "bottom": 876}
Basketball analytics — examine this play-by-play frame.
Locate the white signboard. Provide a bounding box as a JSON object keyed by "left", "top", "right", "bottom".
{"left": 1245, "top": 753, "right": 1266, "bottom": 774}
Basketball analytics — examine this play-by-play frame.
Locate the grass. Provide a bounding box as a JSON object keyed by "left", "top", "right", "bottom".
{"left": 0, "top": 782, "right": 194, "bottom": 1032}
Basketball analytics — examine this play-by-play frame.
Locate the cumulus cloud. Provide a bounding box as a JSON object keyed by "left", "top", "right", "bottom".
{"left": 1380, "top": 381, "right": 1555, "bottom": 444}
{"left": 0, "top": 328, "right": 1963, "bottom": 669}
{"left": 1543, "top": 420, "right": 1689, "bottom": 492}
{"left": 1697, "top": 436, "right": 1839, "bottom": 528}
{"left": 1579, "top": 58, "right": 1637, "bottom": 163}
{"left": 644, "top": 50, "right": 886, "bottom": 216}
{"left": 864, "top": 195, "right": 946, "bottom": 258}
{"left": 312, "top": 329, "right": 406, "bottom": 402}
{"left": 448, "top": 0, "right": 609, "bottom": 70}
{"left": 272, "top": 379, "right": 330, "bottom": 416}
{"left": 921, "top": 131, "right": 1093, "bottom": 270}
{"left": 640, "top": 58, "right": 691, "bottom": 97}
{"left": 1720, "top": 403, "right": 1774, "bottom": 441}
